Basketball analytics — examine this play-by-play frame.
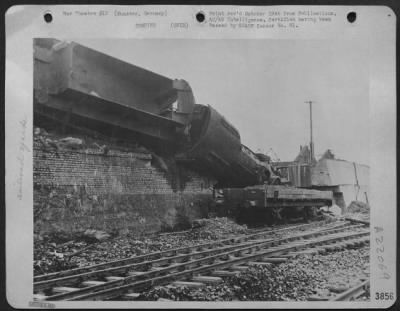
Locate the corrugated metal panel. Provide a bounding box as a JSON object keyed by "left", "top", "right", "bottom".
{"left": 288, "top": 164, "right": 312, "bottom": 187}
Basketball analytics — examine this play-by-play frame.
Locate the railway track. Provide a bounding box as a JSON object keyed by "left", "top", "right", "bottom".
{"left": 331, "top": 280, "right": 370, "bottom": 301}
{"left": 34, "top": 220, "right": 369, "bottom": 301}
{"left": 34, "top": 220, "right": 336, "bottom": 283}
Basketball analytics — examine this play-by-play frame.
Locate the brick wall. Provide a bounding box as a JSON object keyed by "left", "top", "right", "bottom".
{"left": 33, "top": 141, "right": 215, "bottom": 236}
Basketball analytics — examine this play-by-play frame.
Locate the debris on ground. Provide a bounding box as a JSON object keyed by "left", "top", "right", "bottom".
{"left": 138, "top": 246, "right": 369, "bottom": 301}
{"left": 345, "top": 201, "right": 370, "bottom": 223}
{"left": 34, "top": 218, "right": 369, "bottom": 301}
{"left": 187, "top": 217, "right": 248, "bottom": 240}
{"left": 34, "top": 217, "right": 248, "bottom": 275}
{"left": 347, "top": 201, "right": 370, "bottom": 214}
{"left": 320, "top": 204, "right": 342, "bottom": 217}
{"left": 82, "top": 229, "right": 111, "bottom": 243}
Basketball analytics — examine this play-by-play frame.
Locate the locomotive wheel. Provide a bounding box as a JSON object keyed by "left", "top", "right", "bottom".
{"left": 271, "top": 207, "right": 285, "bottom": 225}
{"left": 303, "top": 206, "right": 318, "bottom": 222}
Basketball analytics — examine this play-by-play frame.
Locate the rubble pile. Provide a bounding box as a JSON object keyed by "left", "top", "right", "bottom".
{"left": 188, "top": 217, "right": 248, "bottom": 240}
{"left": 34, "top": 218, "right": 249, "bottom": 275}
{"left": 226, "top": 265, "right": 317, "bottom": 301}
{"left": 345, "top": 201, "right": 370, "bottom": 223}
{"left": 34, "top": 126, "right": 150, "bottom": 155}
{"left": 34, "top": 235, "right": 81, "bottom": 275}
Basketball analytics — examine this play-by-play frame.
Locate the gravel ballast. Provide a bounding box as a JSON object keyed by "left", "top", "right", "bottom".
{"left": 139, "top": 246, "right": 370, "bottom": 301}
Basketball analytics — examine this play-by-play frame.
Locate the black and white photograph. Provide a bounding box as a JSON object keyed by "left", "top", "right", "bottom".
{"left": 5, "top": 5, "right": 396, "bottom": 308}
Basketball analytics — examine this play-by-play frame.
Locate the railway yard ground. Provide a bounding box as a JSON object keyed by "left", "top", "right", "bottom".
{"left": 34, "top": 205, "right": 370, "bottom": 302}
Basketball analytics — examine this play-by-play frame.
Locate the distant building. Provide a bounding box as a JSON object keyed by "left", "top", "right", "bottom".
{"left": 294, "top": 145, "right": 316, "bottom": 164}
{"left": 311, "top": 151, "right": 370, "bottom": 210}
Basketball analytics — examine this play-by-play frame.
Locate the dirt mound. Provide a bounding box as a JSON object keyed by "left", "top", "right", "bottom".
{"left": 347, "top": 201, "right": 370, "bottom": 214}
{"left": 188, "top": 217, "right": 248, "bottom": 240}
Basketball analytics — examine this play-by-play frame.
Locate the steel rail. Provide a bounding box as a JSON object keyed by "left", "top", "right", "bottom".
{"left": 66, "top": 230, "right": 370, "bottom": 301}
{"left": 34, "top": 223, "right": 360, "bottom": 292}
{"left": 35, "top": 222, "right": 357, "bottom": 292}
{"left": 331, "top": 280, "right": 370, "bottom": 301}
{"left": 40, "top": 227, "right": 369, "bottom": 301}
{"left": 35, "top": 220, "right": 346, "bottom": 283}
{"left": 34, "top": 239, "right": 266, "bottom": 292}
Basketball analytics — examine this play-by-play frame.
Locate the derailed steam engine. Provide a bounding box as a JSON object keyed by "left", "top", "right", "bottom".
{"left": 34, "top": 38, "right": 332, "bottom": 223}
{"left": 34, "top": 38, "right": 273, "bottom": 188}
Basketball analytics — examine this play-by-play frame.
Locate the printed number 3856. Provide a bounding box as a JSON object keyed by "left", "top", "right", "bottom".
{"left": 375, "top": 292, "right": 394, "bottom": 300}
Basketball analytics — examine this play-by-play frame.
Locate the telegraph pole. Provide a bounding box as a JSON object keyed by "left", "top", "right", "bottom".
{"left": 304, "top": 100, "right": 315, "bottom": 163}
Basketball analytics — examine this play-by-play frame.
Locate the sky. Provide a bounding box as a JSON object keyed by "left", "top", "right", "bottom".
{"left": 74, "top": 38, "right": 370, "bottom": 165}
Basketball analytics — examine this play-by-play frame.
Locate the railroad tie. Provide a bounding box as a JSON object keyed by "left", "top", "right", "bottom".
{"left": 259, "top": 257, "right": 287, "bottom": 264}
{"left": 104, "top": 276, "right": 125, "bottom": 282}
{"left": 248, "top": 239, "right": 270, "bottom": 243}
{"left": 211, "top": 270, "right": 240, "bottom": 277}
{"left": 345, "top": 241, "right": 356, "bottom": 248}
{"left": 127, "top": 271, "right": 147, "bottom": 277}
{"left": 164, "top": 251, "right": 177, "bottom": 257}
{"left": 228, "top": 265, "right": 249, "bottom": 272}
{"left": 267, "top": 246, "right": 283, "bottom": 251}
{"left": 315, "top": 247, "right": 327, "bottom": 254}
{"left": 158, "top": 298, "right": 174, "bottom": 301}
{"left": 33, "top": 294, "right": 48, "bottom": 301}
{"left": 122, "top": 293, "right": 141, "bottom": 300}
{"left": 307, "top": 295, "right": 330, "bottom": 301}
{"left": 292, "top": 249, "right": 318, "bottom": 257}
{"left": 248, "top": 262, "right": 272, "bottom": 267}
{"left": 172, "top": 281, "right": 206, "bottom": 288}
{"left": 191, "top": 276, "right": 223, "bottom": 284}
{"left": 52, "top": 286, "right": 80, "bottom": 294}
{"left": 327, "top": 285, "right": 350, "bottom": 293}
{"left": 81, "top": 280, "right": 107, "bottom": 287}
{"left": 322, "top": 245, "right": 336, "bottom": 252}
{"left": 330, "top": 243, "right": 341, "bottom": 251}
{"left": 277, "top": 253, "right": 298, "bottom": 259}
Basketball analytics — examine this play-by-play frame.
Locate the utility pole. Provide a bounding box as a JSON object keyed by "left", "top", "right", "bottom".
{"left": 304, "top": 100, "right": 315, "bottom": 163}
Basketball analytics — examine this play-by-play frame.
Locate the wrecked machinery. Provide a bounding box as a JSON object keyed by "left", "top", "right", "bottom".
{"left": 34, "top": 38, "right": 272, "bottom": 188}
{"left": 33, "top": 38, "right": 332, "bottom": 223}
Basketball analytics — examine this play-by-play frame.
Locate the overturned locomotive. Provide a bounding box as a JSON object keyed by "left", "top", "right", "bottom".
{"left": 34, "top": 38, "right": 272, "bottom": 188}
{"left": 34, "top": 38, "right": 333, "bottom": 223}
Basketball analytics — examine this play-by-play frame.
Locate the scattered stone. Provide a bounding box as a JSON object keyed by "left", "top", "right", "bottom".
{"left": 34, "top": 217, "right": 249, "bottom": 276}
{"left": 138, "top": 246, "right": 370, "bottom": 302}
{"left": 83, "top": 229, "right": 111, "bottom": 242}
